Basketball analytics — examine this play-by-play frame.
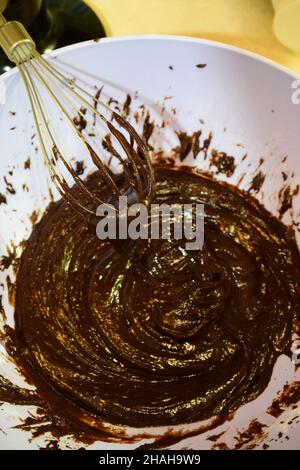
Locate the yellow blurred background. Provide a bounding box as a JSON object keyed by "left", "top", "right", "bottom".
{"left": 84, "top": 0, "right": 300, "bottom": 75}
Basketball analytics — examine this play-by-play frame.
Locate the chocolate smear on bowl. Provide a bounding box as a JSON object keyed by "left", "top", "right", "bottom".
{"left": 137, "top": 413, "right": 232, "bottom": 450}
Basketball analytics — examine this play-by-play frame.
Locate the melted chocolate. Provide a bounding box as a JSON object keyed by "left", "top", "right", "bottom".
{"left": 12, "top": 167, "right": 300, "bottom": 430}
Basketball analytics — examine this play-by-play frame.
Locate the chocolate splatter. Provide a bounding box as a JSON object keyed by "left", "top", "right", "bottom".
{"left": 107, "top": 98, "right": 120, "bottom": 113}
{"left": 172, "top": 131, "right": 201, "bottom": 161}
{"left": 212, "top": 442, "right": 230, "bottom": 450}
{"left": 0, "top": 375, "right": 41, "bottom": 406}
{"left": 0, "top": 246, "right": 19, "bottom": 273}
{"left": 210, "top": 149, "right": 236, "bottom": 177}
{"left": 0, "top": 256, "right": 13, "bottom": 271}
{"left": 3, "top": 176, "right": 16, "bottom": 195}
{"left": 267, "top": 382, "right": 300, "bottom": 418}
{"left": 207, "top": 430, "right": 226, "bottom": 442}
{"left": 0, "top": 193, "right": 7, "bottom": 205}
{"left": 30, "top": 210, "right": 39, "bottom": 226}
{"left": 142, "top": 112, "right": 155, "bottom": 148}
{"left": 24, "top": 157, "right": 31, "bottom": 170}
{"left": 92, "top": 86, "right": 103, "bottom": 126}
{"left": 73, "top": 107, "right": 87, "bottom": 132}
{"left": 201, "top": 132, "right": 213, "bottom": 159}
{"left": 234, "top": 420, "right": 267, "bottom": 449}
{"left": 102, "top": 134, "right": 113, "bottom": 154}
{"left": 138, "top": 414, "right": 231, "bottom": 450}
{"left": 279, "top": 185, "right": 299, "bottom": 219}
{"left": 122, "top": 94, "right": 132, "bottom": 118}
{"left": 248, "top": 171, "right": 265, "bottom": 194}
{"left": 171, "top": 130, "right": 211, "bottom": 161}
{"left": 74, "top": 161, "right": 86, "bottom": 176}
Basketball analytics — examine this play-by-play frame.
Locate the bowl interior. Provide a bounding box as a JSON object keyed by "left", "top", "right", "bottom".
{"left": 0, "top": 36, "right": 299, "bottom": 449}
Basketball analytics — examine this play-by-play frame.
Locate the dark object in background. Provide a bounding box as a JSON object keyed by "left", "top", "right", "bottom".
{"left": 0, "top": 0, "right": 105, "bottom": 74}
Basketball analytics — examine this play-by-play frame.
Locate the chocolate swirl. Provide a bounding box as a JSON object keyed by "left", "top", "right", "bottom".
{"left": 14, "top": 168, "right": 300, "bottom": 427}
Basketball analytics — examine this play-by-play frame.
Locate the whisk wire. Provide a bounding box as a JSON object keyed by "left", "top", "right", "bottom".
{"left": 28, "top": 52, "right": 121, "bottom": 197}
{"left": 0, "top": 13, "right": 156, "bottom": 219}
{"left": 15, "top": 47, "right": 103, "bottom": 215}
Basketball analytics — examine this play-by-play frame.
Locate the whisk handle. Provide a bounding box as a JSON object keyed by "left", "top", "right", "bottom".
{"left": 0, "top": 13, "right": 36, "bottom": 63}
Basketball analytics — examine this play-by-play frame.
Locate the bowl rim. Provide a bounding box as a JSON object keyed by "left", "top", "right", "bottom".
{"left": 0, "top": 34, "right": 299, "bottom": 83}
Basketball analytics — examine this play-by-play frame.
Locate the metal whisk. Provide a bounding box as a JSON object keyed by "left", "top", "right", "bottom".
{"left": 0, "top": 13, "right": 155, "bottom": 218}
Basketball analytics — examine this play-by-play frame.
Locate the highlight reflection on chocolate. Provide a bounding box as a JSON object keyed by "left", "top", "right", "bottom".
{"left": 13, "top": 167, "right": 300, "bottom": 428}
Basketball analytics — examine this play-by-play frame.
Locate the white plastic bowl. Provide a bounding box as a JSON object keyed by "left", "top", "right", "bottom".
{"left": 0, "top": 36, "right": 299, "bottom": 450}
